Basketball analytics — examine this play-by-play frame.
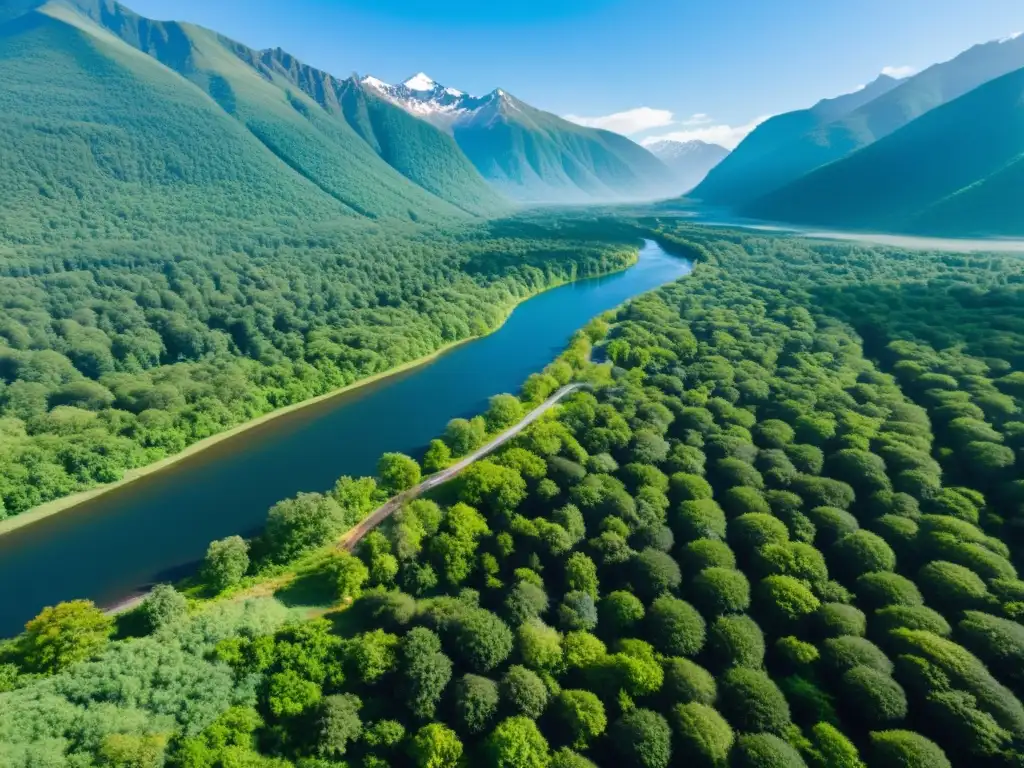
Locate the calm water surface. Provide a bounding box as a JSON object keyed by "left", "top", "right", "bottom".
{"left": 0, "top": 240, "right": 690, "bottom": 636}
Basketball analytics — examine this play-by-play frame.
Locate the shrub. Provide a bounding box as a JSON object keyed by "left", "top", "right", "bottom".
{"left": 663, "top": 657, "right": 717, "bottom": 704}
{"left": 487, "top": 716, "right": 551, "bottom": 768}
{"left": 691, "top": 567, "right": 751, "bottom": 616}
{"left": 869, "top": 730, "right": 951, "bottom": 768}
{"left": 550, "top": 748, "right": 598, "bottom": 768}
{"left": 822, "top": 636, "right": 893, "bottom": 676}
{"left": 805, "top": 723, "right": 865, "bottom": 768}
{"left": 501, "top": 665, "right": 549, "bottom": 719}
{"left": 558, "top": 592, "right": 598, "bottom": 632}
{"left": 674, "top": 499, "right": 727, "bottom": 542}
{"left": 552, "top": 690, "right": 607, "bottom": 749}
{"left": 779, "top": 674, "right": 837, "bottom": 727}
{"left": 682, "top": 539, "right": 737, "bottom": 574}
{"left": 708, "top": 614, "right": 765, "bottom": 669}
{"left": 671, "top": 473, "right": 713, "bottom": 502}
{"left": 872, "top": 605, "right": 951, "bottom": 637}
{"left": 832, "top": 531, "right": 896, "bottom": 579}
{"left": 140, "top": 584, "right": 188, "bottom": 633}
{"left": 917, "top": 561, "right": 990, "bottom": 613}
{"left": 721, "top": 487, "right": 771, "bottom": 518}
{"left": 671, "top": 702, "right": 734, "bottom": 768}
{"left": 730, "top": 733, "right": 807, "bottom": 768}
{"left": 888, "top": 628, "right": 1024, "bottom": 737}
{"left": 718, "top": 667, "right": 791, "bottom": 734}
{"left": 610, "top": 708, "right": 672, "bottom": 768}
{"left": 806, "top": 507, "right": 859, "bottom": 548}
{"left": 754, "top": 575, "right": 820, "bottom": 631}
{"left": 730, "top": 514, "right": 789, "bottom": 556}
{"left": 751, "top": 542, "right": 827, "bottom": 588}
{"left": 600, "top": 591, "right": 645, "bottom": 636}
{"left": 505, "top": 581, "right": 549, "bottom": 625}
{"left": 632, "top": 549, "right": 682, "bottom": 600}
{"left": 816, "top": 603, "right": 866, "bottom": 638}
{"left": 854, "top": 572, "right": 922, "bottom": 610}
{"left": 202, "top": 535, "right": 250, "bottom": 592}
{"left": 648, "top": 596, "right": 706, "bottom": 657}
{"left": 455, "top": 674, "right": 500, "bottom": 734}
{"left": 840, "top": 667, "right": 907, "bottom": 727}
{"left": 957, "top": 611, "right": 1024, "bottom": 692}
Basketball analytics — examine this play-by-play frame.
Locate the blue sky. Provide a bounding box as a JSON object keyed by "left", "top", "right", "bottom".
{"left": 128, "top": 0, "right": 1023, "bottom": 148}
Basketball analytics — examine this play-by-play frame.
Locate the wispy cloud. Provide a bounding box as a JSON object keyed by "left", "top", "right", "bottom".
{"left": 641, "top": 114, "right": 772, "bottom": 150}
{"left": 682, "top": 113, "right": 713, "bottom": 126}
{"left": 881, "top": 64, "right": 917, "bottom": 78}
{"left": 563, "top": 107, "right": 674, "bottom": 135}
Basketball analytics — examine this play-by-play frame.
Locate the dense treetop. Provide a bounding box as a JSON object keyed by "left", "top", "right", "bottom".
{"left": 1, "top": 220, "right": 1023, "bottom": 767}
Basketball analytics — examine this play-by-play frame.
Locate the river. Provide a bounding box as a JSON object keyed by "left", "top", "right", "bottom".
{"left": 0, "top": 240, "right": 691, "bottom": 637}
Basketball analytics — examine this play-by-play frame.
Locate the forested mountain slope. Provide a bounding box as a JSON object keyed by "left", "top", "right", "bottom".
{"left": 3, "top": 222, "right": 1023, "bottom": 768}
{"left": 744, "top": 66, "right": 1024, "bottom": 236}
{"left": 0, "top": 0, "right": 504, "bottom": 247}
{"left": 691, "top": 74, "right": 903, "bottom": 206}
{"left": 695, "top": 34, "right": 1024, "bottom": 208}
{"left": 452, "top": 92, "right": 678, "bottom": 203}
{"left": 362, "top": 73, "right": 679, "bottom": 204}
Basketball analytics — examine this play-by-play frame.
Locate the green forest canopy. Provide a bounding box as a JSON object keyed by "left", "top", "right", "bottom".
{"left": 2, "top": 222, "right": 1022, "bottom": 767}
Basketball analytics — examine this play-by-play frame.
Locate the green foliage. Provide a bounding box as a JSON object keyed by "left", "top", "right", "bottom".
{"left": 855, "top": 572, "right": 923, "bottom": 610}
{"left": 841, "top": 666, "right": 908, "bottom": 727}
{"left": 671, "top": 702, "right": 734, "bottom": 768}
{"left": 501, "top": 665, "right": 549, "bottom": 718}
{"left": 869, "top": 730, "right": 951, "bottom": 768}
{"left": 454, "top": 674, "right": 500, "bottom": 735}
{"left": 202, "top": 536, "right": 251, "bottom": 593}
{"left": 804, "top": 723, "right": 865, "bottom": 768}
{"left": 139, "top": 584, "right": 188, "bottom": 634}
{"left": 754, "top": 576, "right": 820, "bottom": 631}
{"left": 632, "top": 548, "right": 682, "bottom": 600}
{"left": 663, "top": 657, "right": 718, "bottom": 704}
{"left": 21, "top": 599, "right": 113, "bottom": 673}
{"left": 832, "top": 531, "right": 897, "bottom": 580}
{"left": 264, "top": 493, "right": 344, "bottom": 563}
{"left": 718, "top": 667, "right": 792, "bottom": 734}
{"left": 611, "top": 708, "right": 672, "bottom": 768}
{"left": 410, "top": 723, "right": 463, "bottom": 768}
{"left": 377, "top": 452, "right": 422, "bottom": 496}
{"left": 822, "top": 636, "right": 894, "bottom": 676}
{"left": 314, "top": 693, "right": 363, "bottom": 758}
{"left": 816, "top": 603, "right": 866, "bottom": 638}
{"left": 401, "top": 627, "right": 453, "bottom": 720}
{"left": 599, "top": 591, "right": 645, "bottom": 636}
{"left": 708, "top": 614, "right": 766, "bottom": 669}
{"left": 487, "top": 716, "right": 551, "bottom": 768}
{"left": 691, "top": 567, "right": 752, "bottom": 616}
{"left": 648, "top": 595, "right": 706, "bottom": 657}
{"left": 553, "top": 689, "right": 607, "bottom": 749}
{"left": 730, "top": 733, "right": 808, "bottom": 768}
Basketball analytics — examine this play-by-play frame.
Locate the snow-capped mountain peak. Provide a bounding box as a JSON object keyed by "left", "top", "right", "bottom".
{"left": 403, "top": 72, "right": 436, "bottom": 91}
{"left": 359, "top": 72, "right": 510, "bottom": 132}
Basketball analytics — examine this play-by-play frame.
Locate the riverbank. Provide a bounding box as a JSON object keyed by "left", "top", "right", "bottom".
{"left": 0, "top": 253, "right": 638, "bottom": 539}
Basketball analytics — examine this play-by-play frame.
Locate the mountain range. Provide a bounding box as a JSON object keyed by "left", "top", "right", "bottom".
{"left": 0, "top": 0, "right": 678, "bottom": 250}
{"left": 694, "top": 33, "right": 1024, "bottom": 206}
{"left": 362, "top": 72, "right": 678, "bottom": 203}
{"left": 644, "top": 140, "right": 729, "bottom": 193}
{"left": 744, "top": 63, "right": 1024, "bottom": 236}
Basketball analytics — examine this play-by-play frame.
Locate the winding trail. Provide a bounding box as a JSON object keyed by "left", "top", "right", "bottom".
{"left": 108, "top": 383, "right": 582, "bottom": 616}
{"left": 338, "top": 383, "right": 582, "bottom": 551}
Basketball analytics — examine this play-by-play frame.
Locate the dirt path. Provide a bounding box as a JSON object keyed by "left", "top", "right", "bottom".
{"left": 107, "top": 384, "right": 582, "bottom": 615}
{"left": 338, "top": 383, "right": 581, "bottom": 551}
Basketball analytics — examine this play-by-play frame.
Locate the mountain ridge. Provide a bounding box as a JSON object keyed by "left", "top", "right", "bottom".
{"left": 363, "top": 71, "right": 679, "bottom": 203}
{"left": 694, "top": 34, "right": 1024, "bottom": 208}
{"left": 743, "top": 63, "right": 1024, "bottom": 237}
